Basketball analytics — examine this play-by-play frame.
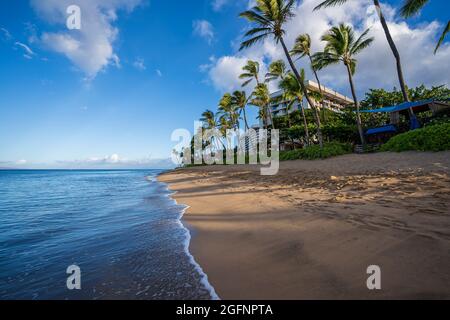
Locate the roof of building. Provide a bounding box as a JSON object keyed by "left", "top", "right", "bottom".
{"left": 365, "top": 125, "right": 398, "bottom": 136}
{"left": 360, "top": 98, "right": 450, "bottom": 114}
{"left": 269, "top": 80, "right": 353, "bottom": 105}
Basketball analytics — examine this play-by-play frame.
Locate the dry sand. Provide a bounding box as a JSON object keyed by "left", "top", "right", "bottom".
{"left": 159, "top": 152, "right": 450, "bottom": 299}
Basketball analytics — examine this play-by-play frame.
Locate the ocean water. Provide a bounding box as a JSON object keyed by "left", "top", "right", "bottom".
{"left": 0, "top": 170, "right": 217, "bottom": 300}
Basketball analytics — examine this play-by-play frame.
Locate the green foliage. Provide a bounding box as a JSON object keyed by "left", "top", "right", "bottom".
{"left": 280, "top": 142, "right": 352, "bottom": 161}
{"left": 360, "top": 85, "right": 450, "bottom": 111}
{"left": 381, "top": 123, "right": 450, "bottom": 152}
{"left": 322, "top": 123, "right": 359, "bottom": 142}
{"left": 424, "top": 114, "right": 450, "bottom": 127}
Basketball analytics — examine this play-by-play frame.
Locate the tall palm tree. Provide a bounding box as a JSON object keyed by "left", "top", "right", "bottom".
{"left": 239, "top": 60, "right": 261, "bottom": 87}
{"left": 250, "top": 83, "right": 274, "bottom": 129}
{"left": 239, "top": 0, "right": 324, "bottom": 147}
{"left": 314, "top": 0, "right": 414, "bottom": 110}
{"left": 265, "top": 60, "right": 287, "bottom": 82}
{"left": 279, "top": 71, "right": 311, "bottom": 145}
{"left": 231, "top": 91, "right": 250, "bottom": 130}
{"left": 400, "top": 0, "right": 449, "bottom": 54}
{"left": 291, "top": 33, "right": 328, "bottom": 123}
{"left": 313, "top": 24, "right": 374, "bottom": 145}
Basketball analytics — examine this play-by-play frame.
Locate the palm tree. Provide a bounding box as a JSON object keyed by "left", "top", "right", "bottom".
{"left": 399, "top": 0, "right": 449, "bottom": 54}
{"left": 314, "top": 0, "right": 414, "bottom": 109}
{"left": 265, "top": 60, "right": 287, "bottom": 82}
{"left": 239, "top": 60, "right": 261, "bottom": 87}
{"left": 200, "top": 110, "right": 225, "bottom": 150}
{"left": 239, "top": 0, "right": 324, "bottom": 147}
{"left": 291, "top": 34, "right": 324, "bottom": 94}
{"left": 291, "top": 33, "right": 328, "bottom": 123}
{"left": 200, "top": 109, "right": 217, "bottom": 129}
{"left": 231, "top": 91, "right": 250, "bottom": 130}
{"left": 279, "top": 71, "right": 311, "bottom": 145}
{"left": 313, "top": 24, "right": 374, "bottom": 145}
{"left": 218, "top": 93, "right": 240, "bottom": 130}
{"left": 250, "top": 83, "right": 274, "bottom": 129}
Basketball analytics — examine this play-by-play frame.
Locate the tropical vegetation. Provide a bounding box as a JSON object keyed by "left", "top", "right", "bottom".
{"left": 187, "top": 0, "right": 449, "bottom": 165}
{"left": 381, "top": 122, "right": 450, "bottom": 152}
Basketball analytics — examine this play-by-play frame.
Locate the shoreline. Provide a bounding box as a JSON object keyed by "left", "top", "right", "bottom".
{"left": 159, "top": 152, "right": 450, "bottom": 299}
{"left": 159, "top": 179, "right": 220, "bottom": 300}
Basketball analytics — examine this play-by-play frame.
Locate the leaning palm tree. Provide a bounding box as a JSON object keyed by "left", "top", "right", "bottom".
{"left": 291, "top": 33, "right": 328, "bottom": 123}
{"left": 239, "top": 0, "right": 324, "bottom": 147}
{"left": 313, "top": 24, "right": 374, "bottom": 145}
{"left": 279, "top": 71, "right": 311, "bottom": 145}
{"left": 265, "top": 60, "right": 287, "bottom": 83}
{"left": 400, "top": 0, "right": 449, "bottom": 54}
{"left": 250, "top": 83, "right": 274, "bottom": 129}
{"left": 239, "top": 60, "right": 261, "bottom": 87}
{"left": 231, "top": 91, "right": 250, "bottom": 130}
{"left": 315, "top": 0, "right": 413, "bottom": 108}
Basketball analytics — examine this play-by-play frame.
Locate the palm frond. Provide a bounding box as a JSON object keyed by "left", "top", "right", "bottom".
{"left": 244, "top": 27, "right": 272, "bottom": 37}
{"left": 239, "top": 33, "right": 272, "bottom": 50}
{"left": 351, "top": 37, "right": 374, "bottom": 56}
{"left": 241, "top": 79, "right": 253, "bottom": 87}
{"left": 239, "top": 73, "right": 253, "bottom": 79}
{"left": 435, "top": 20, "right": 450, "bottom": 54}
{"left": 400, "top": 0, "right": 429, "bottom": 18}
{"left": 314, "top": 0, "right": 349, "bottom": 11}
{"left": 311, "top": 52, "right": 341, "bottom": 71}
{"left": 239, "top": 10, "right": 271, "bottom": 25}
{"left": 350, "top": 28, "right": 374, "bottom": 55}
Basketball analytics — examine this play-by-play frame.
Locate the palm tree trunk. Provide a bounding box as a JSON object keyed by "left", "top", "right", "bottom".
{"left": 242, "top": 107, "right": 250, "bottom": 130}
{"left": 308, "top": 54, "right": 327, "bottom": 124}
{"left": 345, "top": 65, "right": 366, "bottom": 145}
{"left": 287, "top": 110, "right": 292, "bottom": 128}
{"left": 373, "top": 0, "right": 415, "bottom": 118}
{"left": 280, "top": 37, "right": 323, "bottom": 148}
{"left": 299, "top": 100, "right": 310, "bottom": 146}
{"left": 267, "top": 104, "right": 275, "bottom": 129}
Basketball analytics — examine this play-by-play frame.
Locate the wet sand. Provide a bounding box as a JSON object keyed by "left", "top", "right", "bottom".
{"left": 159, "top": 152, "right": 450, "bottom": 299}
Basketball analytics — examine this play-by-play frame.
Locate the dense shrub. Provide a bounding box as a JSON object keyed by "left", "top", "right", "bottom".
{"left": 381, "top": 123, "right": 450, "bottom": 152}
{"left": 280, "top": 142, "right": 352, "bottom": 161}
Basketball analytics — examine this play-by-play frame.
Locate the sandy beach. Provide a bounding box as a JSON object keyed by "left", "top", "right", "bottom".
{"left": 159, "top": 152, "right": 450, "bottom": 300}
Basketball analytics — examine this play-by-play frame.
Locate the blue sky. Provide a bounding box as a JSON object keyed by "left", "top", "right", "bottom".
{"left": 0, "top": 0, "right": 448, "bottom": 168}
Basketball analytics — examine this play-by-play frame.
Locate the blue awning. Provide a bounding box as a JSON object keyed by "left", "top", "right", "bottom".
{"left": 365, "top": 125, "right": 397, "bottom": 136}
{"left": 360, "top": 98, "right": 449, "bottom": 114}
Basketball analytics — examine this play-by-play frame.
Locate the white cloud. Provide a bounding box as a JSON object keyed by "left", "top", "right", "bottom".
{"left": 212, "top": 0, "right": 228, "bottom": 11}
{"left": 205, "top": 0, "right": 450, "bottom": 97}
{"left": 31, "top": 0, "right": 142, "bottom": 79}
{"left": 193, "top": 20, "right": 215, "bottom": 44}
{"left": 15, "top": 41, "right": 36, "bottom": 59}
{"left": 156, "top": 69, "right": 163, "bottom": 77}
{"left": 55, "top": 154, "right": 175, "bottom": 169}
{"left": 133, "top": 57, "right": 146, "bottom": 71}
{"left": 0, "top": 27, "right": 12, "bottom": 40}
{"left": 208, "top": 56, "right": 250, "bottom": 92}
{"left": 16, "top": 160, "right": 28, "bottom": 165}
